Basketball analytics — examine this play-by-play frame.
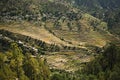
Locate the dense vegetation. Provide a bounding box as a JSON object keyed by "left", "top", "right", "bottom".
{"left": 1, "top": 43, "right": 120, "bottom": 80}
{"left": 0, "top": 43, "right": 51, "bottom": 80}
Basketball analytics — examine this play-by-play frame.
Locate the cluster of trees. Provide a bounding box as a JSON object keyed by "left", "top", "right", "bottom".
{"left": 40, "top": 1, "right": 68, "bottom": 15}
{"left": 50, "top": 69, "right": 76, "bottom": 80}
{"left": 0, "top": 0, "right": 68, "bottom": 19}
{"left": 0, "top": 43, "right": 50, "bottom": 80}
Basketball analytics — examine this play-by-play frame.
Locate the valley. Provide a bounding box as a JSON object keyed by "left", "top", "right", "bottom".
{"left": 0, "top": 0, "right": 120, "bottom": 80}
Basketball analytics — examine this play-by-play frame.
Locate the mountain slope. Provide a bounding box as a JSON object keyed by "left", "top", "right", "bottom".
{"left": 0, "top": 0, "right": 119, "bottom": 72}
{"left": 74, "top": 0, "right": 120, "bottom": 10}
{"left": 72, "top": 0, "right": 120, "bottom": 37}
{"left": 0, "top": 0, "right": 117, "bottom": 47}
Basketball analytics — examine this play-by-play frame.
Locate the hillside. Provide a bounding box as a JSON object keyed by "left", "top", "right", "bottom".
{"left": 72, "top": 0, "right": 120, "bottom": 37}
{"left": 74, "top": 0, "right": 120, "bottom": 10}
{"left": 0, "top": 0, "right": 116, "bottom": 47}
{"left": 0, "top": 0, "right": 120, "bottom": 74}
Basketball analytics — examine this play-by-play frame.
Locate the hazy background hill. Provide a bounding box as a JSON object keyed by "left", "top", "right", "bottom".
{"left": 72, "top": 0, "right": 120, "bottom": 37}
{"left": 74, "top": 0, "right": 120, "bottom": 10}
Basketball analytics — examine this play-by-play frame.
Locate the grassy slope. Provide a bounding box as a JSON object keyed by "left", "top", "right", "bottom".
{"left": 46, "top": 13, "right": 116, "bottom": 47}
{"left": 0, "top": 22, "right": 73, "bottom": 47}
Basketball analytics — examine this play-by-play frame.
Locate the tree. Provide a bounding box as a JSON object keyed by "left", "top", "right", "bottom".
{"left": 51, "top": 73, "right": 64, "bottom": 80}
{"left": 23, "top": 53, "right": 51, "bottom": 80}
{"left": 9, "top": 43, "right": 25, "bottom": 79}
